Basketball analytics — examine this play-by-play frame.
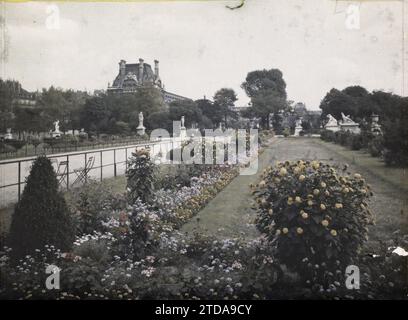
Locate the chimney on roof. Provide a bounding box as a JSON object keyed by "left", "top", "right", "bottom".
{"left": 139, "top": 58, "right": 144, "bottom": 83}
{"left": 154, "top": 60, "right": 159, "bottom": 78}
{"left": 119, "top": 60, "right": 126, "bottom": 76}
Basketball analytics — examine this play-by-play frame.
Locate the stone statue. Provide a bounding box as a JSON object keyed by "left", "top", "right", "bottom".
{"left": 53, "top": 120, "right": 60, "bottom": 133}
{"left": 341, "top": 112, "right": 355, "bottom": 124}
{"left": 339, "top": 112, "right": 360, "bottom": 134}
{"left": 294, "top": 118, "right": 303, "bottom": 136}
{"left": 295, "top": 118, "right": 302, "bottom": 127}
{"left": 326, "top": 114, "right": 338, "bottom": 126}
{"left": 181, "top": 116, "right": 185, "bottom": 128}
{"left": 137, "top": 112, "right": 146, "bottom": 135}
{"left": 371, "top": 114, "right": 382, "bottom": 135}
{"left": 5, "top": 128, "right": 12, "bottom": 140}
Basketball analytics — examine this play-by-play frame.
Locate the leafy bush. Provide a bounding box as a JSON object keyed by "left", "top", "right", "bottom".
{"left": 5, "top": 139, "right": 26, "bottom": 151}
{"left": 320, "top": 130, "right": 335, "bottom": 142}
{"left": 126, "top": 149, "right": 156, "bottom": 204}
{"left": 253, "top": 160, "right": 374, "bottom": 280}
{"left": 382, "top": 116, "right": 408, "bottom": 166}
{"left": 347, "top": 133, "right": 363, "bottom": 150}
{"left": 66, "top": 181, "right": 127, "bottom": 235}
{"left": 368, "top": 135, "right": 384, "bottom": 157}
{"left": 7, "top": 156, "right": 75, "bottom": 259}
{"left": 283, "top": 127, "right": 291, "bottom": 137}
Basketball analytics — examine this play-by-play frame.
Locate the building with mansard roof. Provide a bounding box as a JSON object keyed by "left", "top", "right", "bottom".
{"left": 107, "top": 58, "right": 190, "bottom": 104}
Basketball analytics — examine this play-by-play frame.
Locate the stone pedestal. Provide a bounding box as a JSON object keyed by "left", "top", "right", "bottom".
{"left": 340, "top": 123, "right": 360, "bottom": 134}
{"left": 4, "top": 128, "right": 13, "bottom": 140}
{"left": 180, "top": 127, "right": 187, "bottom": 141}
{"left": 294, "top": 125, "right": 302, "bottom": 136}
{"left": 51, "top": 131, "right": 62, "bottom": 138}
{"left": 137, "top": 127, "right": 146, "bottom": 136}
{"left": 325, "top": 124, "right": 340, "bottom": 132}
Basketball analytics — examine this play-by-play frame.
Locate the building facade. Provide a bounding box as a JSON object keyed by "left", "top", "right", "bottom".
{"left": 107, "top": 58, "right": 190, "bottom": 104}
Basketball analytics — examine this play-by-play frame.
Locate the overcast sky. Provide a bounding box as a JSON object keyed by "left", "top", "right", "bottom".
{"left": 1, "top": 0, "right": 406, "bottom": 109}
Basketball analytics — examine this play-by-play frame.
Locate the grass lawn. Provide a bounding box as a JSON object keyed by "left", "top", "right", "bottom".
{"left": 0, "top": 175, "right": 128, "bottom": 240}
{"left": 313, "top": 139, "right": 408, "bottom": 193}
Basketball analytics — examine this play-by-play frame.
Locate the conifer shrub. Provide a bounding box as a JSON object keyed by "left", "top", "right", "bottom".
{"left": 7, "top": 156, "right": 75, "bottom": 258}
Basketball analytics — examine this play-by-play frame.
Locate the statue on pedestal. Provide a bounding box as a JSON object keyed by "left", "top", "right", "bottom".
{"left": 339, "top": 113, "right": 360, "bottom": 134}
{"left": 137, "top": 112, "right": 146, "bottom": 136}
{"left": 324, "top": 114, "right": 340, "bottom": 132}
{"left": 5, "top": 128, "right": 13, "bottom": 140}
{"left": 51, "top": 120, "right": 62, "bottom": 138}
{"left": 371, "top": 114, "right": 382, "bottom": 135}
{"left": 294, "top": 118, "right": 303, "bottom": 136}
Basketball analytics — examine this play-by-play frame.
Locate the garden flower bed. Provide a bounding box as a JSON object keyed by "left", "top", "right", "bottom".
{"left": 1, "top": 147, "right": 406, "bottom": 299}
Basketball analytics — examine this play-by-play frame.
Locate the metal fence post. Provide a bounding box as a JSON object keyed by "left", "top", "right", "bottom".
{"left": 85, "top": 153, "right": 88, "bottom": 184}
{"left": 113, "top": 149, "right": 117, "bottom": 177}
{"left": 100, "top": 150, "right": 103, "bottom": 181}
{"left": 125, "top": 148, "right": 128, "bottom": 171}
{"left": 66, "top": 155, "right": 69, "bottom": 189}
{"left": 17, "top": 161, "right": 21, "bottom": 202}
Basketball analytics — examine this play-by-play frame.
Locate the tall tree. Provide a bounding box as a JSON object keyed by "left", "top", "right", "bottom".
{"left": 241, "top": 69, "right": 287, "bottom": 128}
{"left": 213, "top": 88, "right": 238, "bottom": 127}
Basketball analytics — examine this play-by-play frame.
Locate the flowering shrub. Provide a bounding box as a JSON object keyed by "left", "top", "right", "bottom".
{"left": 126, "top": 149, "right": 156, "bottom": 204}
{"left": 67, "top": 181, "right": 127, "bottom": 235}
{"left": 253, "top": 160, "right": 374, "bottom": 279}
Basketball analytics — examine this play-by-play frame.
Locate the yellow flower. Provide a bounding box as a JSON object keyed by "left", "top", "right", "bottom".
{"left": 313, "top": 189, "right": 320, "bottom": 196}
{"left": 297, "top": 227, "right": 304, "bottom": 235}
{"left": 294, "top": 167, "right": 301, "bottom": 174}
{"left": 259, "top": 180, "right": 266, "bottom": 188}
{"left": 275, "top": 229, "right": 281, "bottom": 235}
{"left": 307, "top": 200, "right": 314, "bottom": 206}
{"left": 282, "top": 227, "right": 289, "bottom": 234}
{"left": 360, "top": 189, "right": 367, "bottom": 195}
{"left": 354, "top": 173, "right": 362, "bottom": 179}
{"left": 321, "top": 220, "right": 329, "bottom": 227}
{"left": 279, "top": 167, "right": 287, "bottom": 176}
{"left": 274, "top": 178, "right": 281, "bottom": 183}
{"left": 311, "top": 161, "right": 320, "bottom": 170}
{"left": 287, "top": 197, "right": 294, "bottom": 205}
{"left": 299, "top": 175, "right": 306, "bottom": 182}
{"left": 335, "top": 203, "right": 343, "bottom": 209}
{"left": 321, "top": 182, "right": 327, "bottom": 188}
{"left": 320, "top": 204, "right": 326, "bottom": 210}
{"left": 343, "top": 188, "right": 350, "bottom": 194}
{"left": 330, "top": 229, "right": 337, "bottom": 236}
{"left": 295, "top": 196, "right": 302, "bottom": 204}
{"left": 301, "top": 212, "right": 308, "bottom": 219}
{"left": 268, "top": 209, "right": 273, "bottom": 215}
{"left": 325, "top": 190, "right": 330, "bottom": 196}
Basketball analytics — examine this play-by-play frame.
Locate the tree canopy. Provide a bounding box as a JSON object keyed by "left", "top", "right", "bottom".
{"left": 241, "top": 69, "right": 287, "bottom": 128}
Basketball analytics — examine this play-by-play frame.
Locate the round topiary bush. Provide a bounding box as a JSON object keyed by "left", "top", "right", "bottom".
{"left": 7, "top": 156, "right": 75, "bottom": 259}
{"left": 253, "top": 160, "right": 374, "bottom": 277}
